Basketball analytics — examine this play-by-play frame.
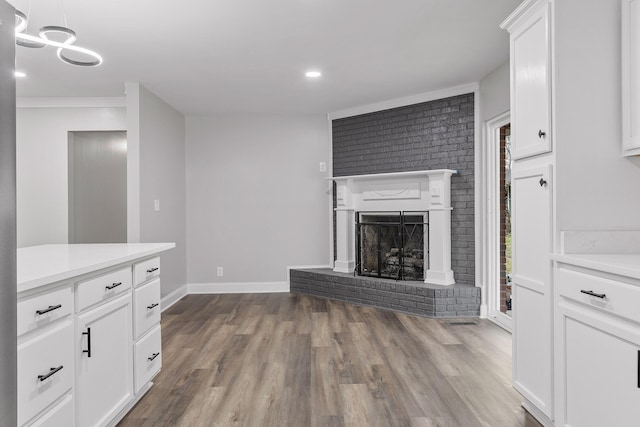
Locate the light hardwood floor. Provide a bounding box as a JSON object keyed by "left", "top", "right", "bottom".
{"left": 119, "top": 293, "right": 542, "bottom": 427}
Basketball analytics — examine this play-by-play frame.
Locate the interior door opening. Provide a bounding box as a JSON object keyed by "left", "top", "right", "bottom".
{"left": 68, "top": 130, "right": 127, "bottom": 244}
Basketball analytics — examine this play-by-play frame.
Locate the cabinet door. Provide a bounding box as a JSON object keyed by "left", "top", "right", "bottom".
{"left": 558, "top": 306, "right": 640, "bottom": 427}
{"left": 623, "top": 0, "right": 640, "bottom": 156}
{"left": 76, "top": 293, "right": 133, "bottom": 427}
{"left": 511, "top": 2, "right": 552, "bottom": 159}
{"left": 511, "top": 164, "right": 553, "bottom": 418}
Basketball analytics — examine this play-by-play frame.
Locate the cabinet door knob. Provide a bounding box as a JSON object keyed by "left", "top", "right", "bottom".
{"left": 539, "top": 178, "right": 547, "bottom": 187}
{"left": 538, "top": 130, "right": 546, "bottom": 138}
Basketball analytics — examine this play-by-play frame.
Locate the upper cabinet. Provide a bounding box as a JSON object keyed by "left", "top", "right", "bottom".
{"left": 623, "top": 0, "right": 640, "bottom": 156}
{"left": 505, "top": 0, "right": 552, "bottom": 160}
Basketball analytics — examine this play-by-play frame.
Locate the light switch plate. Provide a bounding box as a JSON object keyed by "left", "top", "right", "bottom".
{"left": 154, "top": 200, "right": 160, "bottom": 211}
{"left": 319, "top": 162, "right": 327, "bottom": 172}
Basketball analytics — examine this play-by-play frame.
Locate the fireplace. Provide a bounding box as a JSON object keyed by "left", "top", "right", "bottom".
{"left": 356, "top": 211, "right": 428, "bottom": 280}
{"left": 330, "top": 169, "right": 456, "bottom": 286}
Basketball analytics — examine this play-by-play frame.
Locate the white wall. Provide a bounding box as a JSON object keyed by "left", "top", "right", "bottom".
{"left": 186, "top": 114, "right": 331, "bottom": 286}
{"left": 127, "top": 83, "right": 187, "bottom": 298}
{"left": 555, "top": 0, "right": 640, "bottom": 231}
{"left": 479, "top": 60, "right": 510, "bottom": 123}
{"left": 16, "top": 105, "right": 126, "bottom": 247}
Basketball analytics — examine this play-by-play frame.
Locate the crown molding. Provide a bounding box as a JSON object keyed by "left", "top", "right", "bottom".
{"left": 327, "top": 82, "right": 479, "bottom": 121}
{"left": 16, "top": 97, "right": 126, "bottom": 109}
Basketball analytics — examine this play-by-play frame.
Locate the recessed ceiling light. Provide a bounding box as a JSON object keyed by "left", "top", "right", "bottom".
{"left": 305, "top": 71, "right": 322, "bottom": 78}
{"left": 14, "top": 71, "right": 26, "bottom": 78}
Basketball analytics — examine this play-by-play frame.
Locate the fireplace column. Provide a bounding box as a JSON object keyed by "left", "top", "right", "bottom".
{"left": 424, "top": 172, "right": 455, "bottom": 285}
{"left": 334, "top": 181, "right": 355, "bottom": 273}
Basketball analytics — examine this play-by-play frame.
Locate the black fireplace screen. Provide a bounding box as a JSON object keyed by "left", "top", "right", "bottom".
{"left": 356, "top": 211, "right": 429, "bottom": 281}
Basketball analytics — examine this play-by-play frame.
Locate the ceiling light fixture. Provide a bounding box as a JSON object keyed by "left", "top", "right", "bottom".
{"left": 14, "top": 9, "right": 102, "bottom": 67}
{"left": 305, "top": 71, "right": 322, "bottom": 78}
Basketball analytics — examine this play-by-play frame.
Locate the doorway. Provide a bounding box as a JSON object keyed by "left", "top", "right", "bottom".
{"left": 68, "top": 131, "right": 127, "bottom": 243}
{"left": 499, "top": 124, "right": 512, "bottom": 317}
{"left": 482, "top": 111, "right": 512, "bottom": 330}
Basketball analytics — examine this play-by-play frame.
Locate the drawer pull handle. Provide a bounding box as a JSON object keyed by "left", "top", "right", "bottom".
{"left": 35, "top": 304, "right": 62, "bottom": 315}
{"left": 38, "top": 365, "right": 63, "bottom": 382}
{"left": 147, "top": 303, "right": 159, "bottom": 310}
{"left": 106, "top": 282, "right": 122, "bottom": 290}
{"left": 82, "top": 328, "right": 92, "bottom": 358}
{"left": 580, "top": 289, "right": 606, "bottom": 299}
{"left": 148, "top": 352, "right": 160, "bottom": 362}
{"left": 146, "top": 267, "right": 159, "bottom": 273}
{"left": 538, "top": 130, "right": 546, "bottom": 138}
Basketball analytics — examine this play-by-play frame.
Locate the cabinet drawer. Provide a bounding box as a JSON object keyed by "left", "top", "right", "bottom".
{"left": 134, "top": 278, "right": 161, "bottom": 338}
{"left": 134, "top": 257, "right": 160, "bottom": 286}
{"left": 18, "top": 322, "right": 73, "bottom": 426}
{"left": 17, "top": 285, "right": 72, "bottom": 337}
{"left": 29, "top": 394, "right": 73, "bottom": 427}
{"left": 557, "top": 266, "right": 640, "bottom": 323}
{"left": 76, "top": 267, "right": 132, "bottom": 312}
{"left": 134, "top": 324, "right": 162, "bottom": 393}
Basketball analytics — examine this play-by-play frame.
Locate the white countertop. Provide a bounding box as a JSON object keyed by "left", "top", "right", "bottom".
{"left": 552, "top": 253, "right": 640, "bottom": 280}
{"left": 18, "top": 243, "right": 175, "bottom": 293}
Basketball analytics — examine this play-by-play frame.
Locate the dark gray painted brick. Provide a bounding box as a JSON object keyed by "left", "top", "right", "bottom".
{"left": 290, "top": 269, "right": 480, "bottom": 318}
{"left": 329, "top": 94, "right": 477, "bottom": 287}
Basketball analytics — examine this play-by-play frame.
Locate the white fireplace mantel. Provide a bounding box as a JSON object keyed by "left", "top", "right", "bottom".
{"left": 328, "top": 169, "right": 457, "bottom": 286}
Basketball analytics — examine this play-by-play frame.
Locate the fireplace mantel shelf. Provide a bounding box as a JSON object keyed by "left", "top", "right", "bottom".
{"left": 326, "top": 169, "right": 458, "bottom": 182}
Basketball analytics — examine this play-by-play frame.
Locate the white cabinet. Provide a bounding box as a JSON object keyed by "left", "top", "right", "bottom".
{"left": 17, "top": 283, "right": 74, "bottom": 427}
{"left": 623, "top": 0, "right": 640, "bottom": 156}
{"left": 132, "top": 258, "right": 163, "bottom": 395}
{"left": 134, "top": 324, "right": 162, "bottom": 393}
{"left": 16, "top": 244, "right": 173, "bottom": 427}
{"left": 502, "top": 1, "right": 555, "bottom": 424}
{"left": 508, "top": 0, "right": 552, "bottom": 160}
{"left": 133, "top": 278, "right": 161, "bottom": 339}
{"left": 555, "top": 263, "right": 640, "bottom": 426}
{"left": 510, "top": 164, "right": 553, "bottom": 421}
{"left": 17, "top": 321, "right": 73, "bottom": 425}
{"left": 76, "top": 293, "right": 133, "bottom": 427}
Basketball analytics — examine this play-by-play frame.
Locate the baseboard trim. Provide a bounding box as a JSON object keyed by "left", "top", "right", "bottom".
{"left": 161, "top": 285, "right": 188, "bottom": 312}
{"left": 188, "top": 282, "right": 289, "bottom": 294}
{"left": 480, "top": 304, "right": 488, "bottom": 319}
{"left": 162, "top": 267, "right": 333, "bottom": 308}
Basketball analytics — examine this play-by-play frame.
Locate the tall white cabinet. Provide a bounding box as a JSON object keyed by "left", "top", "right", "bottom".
{"left": 501, "top": 1, "right": 555, "bottom": 425}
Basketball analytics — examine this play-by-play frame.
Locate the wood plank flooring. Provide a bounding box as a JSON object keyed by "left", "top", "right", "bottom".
{"left": 118, "top": 293, "right": 542, "bottom": 427}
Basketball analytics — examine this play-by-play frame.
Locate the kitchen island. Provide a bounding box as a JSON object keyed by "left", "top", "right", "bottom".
{"left": 17, "top": 243, "right": 174, "bottom": 427}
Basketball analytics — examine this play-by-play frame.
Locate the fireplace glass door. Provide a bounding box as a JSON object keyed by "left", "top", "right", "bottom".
{"left": 356, "top": 211, "right": 428, "bottom": 281}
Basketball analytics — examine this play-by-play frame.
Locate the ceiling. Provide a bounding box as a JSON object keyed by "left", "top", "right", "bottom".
{"left": 10, "top": 0, "right": 522, "bottom": 115}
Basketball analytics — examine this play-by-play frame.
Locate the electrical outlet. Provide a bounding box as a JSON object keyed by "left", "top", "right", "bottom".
{"left": 319, "top": 162, "right": 327, "bottom": 172}
{"left": 154, "top": 200, "right": 160, "bottom": 212}
{"left": 217, "top": 267, "right": 223, "bottom": 277}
